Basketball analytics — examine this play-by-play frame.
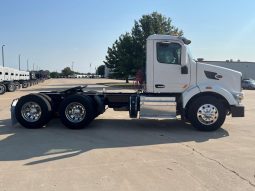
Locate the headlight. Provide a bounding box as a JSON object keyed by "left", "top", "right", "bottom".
{"left": 233, "top": 92, "right": 244, "bottom": 102}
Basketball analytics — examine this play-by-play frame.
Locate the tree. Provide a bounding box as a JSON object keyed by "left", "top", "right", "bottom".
{"left": 104, "top": 33, "right": 135, "bottom": 83}
{"left": 97, "top": 65, "right": 105, "bottom": 77}
{"left": 61, "top": 67, "right": 74, "bottom": 77}
{"left": 104, "top": 12, "right": 183, "bottom": 82}
{"left": 132, "top": 12, "right": 183, "bottom": 71}
{"left": 50, "top": 72, "right": 60, "bottom": 78}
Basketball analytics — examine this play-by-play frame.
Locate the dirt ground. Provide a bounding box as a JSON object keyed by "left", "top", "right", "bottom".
{"left": 0, "top": 78, "right": 254, "bottom": 191}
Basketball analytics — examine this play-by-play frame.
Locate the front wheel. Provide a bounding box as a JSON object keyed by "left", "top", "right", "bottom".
{"left": 187, "top": 96, "right": 227, "bottom": 131}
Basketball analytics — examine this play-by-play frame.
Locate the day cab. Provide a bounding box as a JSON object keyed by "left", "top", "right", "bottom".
{"left": 11, "top": 35, "right": 245, "bottom": 131}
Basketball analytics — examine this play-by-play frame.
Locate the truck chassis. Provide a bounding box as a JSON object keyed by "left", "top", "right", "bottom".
{"left": 11, "top": 85, "right": 244, "bottom": 131}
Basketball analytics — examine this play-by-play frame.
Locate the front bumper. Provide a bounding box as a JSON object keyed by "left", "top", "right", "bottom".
{"left": 231, "top": 105, "right": 245, "bottom": 117}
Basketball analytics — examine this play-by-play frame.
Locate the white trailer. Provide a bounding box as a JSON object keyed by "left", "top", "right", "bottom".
{"left": 11, "top": 35, "right": 245, "bottom": 131}
{"left": 0, "top": 67, "right": 17, "bottom": 93}
{"left": 0, "top": 66, "right": 6, "bottom": 94}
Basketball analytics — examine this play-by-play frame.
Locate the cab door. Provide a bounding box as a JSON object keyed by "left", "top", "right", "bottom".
{"left": 153, "top": 40, "right": 190, "bottom": 93}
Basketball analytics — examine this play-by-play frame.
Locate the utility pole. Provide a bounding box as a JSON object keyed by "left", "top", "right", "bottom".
{"left": 33, "top": 63, "right": 35, "bottom": 71}
{"left": 27, "top": 59, "right": 29, "bottom": 71}
{"left": 72, "top": 61, "right": 74, "bottom": 71}
{"left": 19, "top": 54, "right": 21, "bottom": 70}
{"left": 2, "top": 45, "right": 5, "bottom": 67}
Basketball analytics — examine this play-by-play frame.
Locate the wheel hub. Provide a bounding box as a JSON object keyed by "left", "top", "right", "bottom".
{"left": 21, "top": 102, "right": 42, "bottom": 122}
{"left": 65, "top": 102, "right": 86, "bottom": 123}
{"left": 197, "top": 104, "right": 218, "bottom": 125}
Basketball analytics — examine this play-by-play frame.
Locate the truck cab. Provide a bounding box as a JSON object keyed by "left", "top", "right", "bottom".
{"left": 144, "top": 35, "right": 244, "bottom": 123}
{"left": 146, "top": 35, "right": 192, "bottom": 93}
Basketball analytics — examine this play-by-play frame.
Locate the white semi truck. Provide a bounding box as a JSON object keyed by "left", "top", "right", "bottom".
{"left": 0, "top": 66, "right": 45, "bottom": 95}
{"left": 0, "top": 66, "right": 17, "bottom": 94}
{"left": 11, "top": 35, "right": 244, "bottom": 131}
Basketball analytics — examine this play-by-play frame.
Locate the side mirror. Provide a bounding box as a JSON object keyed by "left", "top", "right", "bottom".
{"left": 181, "top": 65, "right": 188, "bottom": 74}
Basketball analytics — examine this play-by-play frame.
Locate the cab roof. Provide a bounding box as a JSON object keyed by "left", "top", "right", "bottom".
{"left": 147, "top": 34, "right": 191, "bottom": 45}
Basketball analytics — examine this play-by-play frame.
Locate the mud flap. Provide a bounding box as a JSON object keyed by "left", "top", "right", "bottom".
{"left": 11, "top": 99, "right": 19, "bottom": 127}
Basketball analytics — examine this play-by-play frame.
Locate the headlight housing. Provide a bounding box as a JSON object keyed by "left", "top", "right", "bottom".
{"left": 233, "top": 92, "right": 244, "bottom": 103}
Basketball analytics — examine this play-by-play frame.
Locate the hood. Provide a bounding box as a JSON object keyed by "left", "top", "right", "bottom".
{"left": 196, "top": 62, "right": 242, "bottom": 92}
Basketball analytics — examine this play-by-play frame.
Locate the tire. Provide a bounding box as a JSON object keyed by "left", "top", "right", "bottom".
{"left": 7, "top": 82, "right": 16, "bottom": 92}
{"left": 0, "top": 84, "right": 6, "bottom": 95}
{"left": 187, "top": 96, "right": 226, "bottom": 131}
{"left": 22, "top": 82, "right": 28, "bottom": 88}
{"left": 15, "top": 94, "right": 52, "bottom": 129}
{"left": 39, "top": 92, "right": 56, "bottom": 113}
{"left": 38, "top": 93, "right": 52, "bottom": 105}
{"left": 92, "top": 95, "right": 105, "bottom": 118}
{"left": 14, "top": 82, "right": 21, "bottom": 89}
{"left": 59, "top": 95, "right": 95, "bottom": 129}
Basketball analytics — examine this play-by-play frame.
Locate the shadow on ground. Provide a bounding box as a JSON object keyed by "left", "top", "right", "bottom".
{"left": 0, "top": 118, "right": 229, "bottom": 165}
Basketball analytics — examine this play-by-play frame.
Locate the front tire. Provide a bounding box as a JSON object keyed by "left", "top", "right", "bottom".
{"left": 59, "top": 95, "right": 95, "bottom": 129}
{"left": 187, "top": 96, "right": 227, "bottom": 131}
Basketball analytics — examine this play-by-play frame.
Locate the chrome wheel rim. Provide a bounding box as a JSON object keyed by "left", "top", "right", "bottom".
{"left": 21, "top": 102, "right": 42, "bottom": 122}
{"left": 197, "top": 104, "right": 219, "bottom": 125}
{"left": 65, "top": 102, "right": 86, "bottom": 123}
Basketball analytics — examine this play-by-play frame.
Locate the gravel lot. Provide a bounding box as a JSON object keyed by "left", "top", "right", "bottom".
{"left": 0, "top": 78, "right": 255, "bottom": 191}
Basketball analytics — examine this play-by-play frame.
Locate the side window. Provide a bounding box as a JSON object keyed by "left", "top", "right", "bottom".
{"left": 157, "top": 42, "right": 181, "bottom": 65}
{"left": 5, "top": 72, "right": 8, "bottom": 75}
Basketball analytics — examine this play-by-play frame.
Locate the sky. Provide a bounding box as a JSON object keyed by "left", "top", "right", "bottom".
{"left": 0, "top": 0, "right": 255, "bottom": 73}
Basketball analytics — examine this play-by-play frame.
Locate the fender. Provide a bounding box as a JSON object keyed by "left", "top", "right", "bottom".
{"left": 182, "top": 85, "right": 200, "bottom": 108}
{"left": 182, "top": 84, "right": 238, "bottom": 108}
{"left": 198, "top": 84, "right": 237, "bottom": 105}
{"left": 93, "top": 95, "right": 105, "bottom": 115}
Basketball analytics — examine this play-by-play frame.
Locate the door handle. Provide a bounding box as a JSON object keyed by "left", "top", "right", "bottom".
{"left": 155, "top": 84, "right": 165, "bottom": 88}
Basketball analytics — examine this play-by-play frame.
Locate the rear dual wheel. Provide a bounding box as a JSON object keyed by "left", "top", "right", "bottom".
{"left": 15, "top": 94, "right": 52, "bottom": 128}
{"left": 59, "top": 95, "right": 95, "bottom": 129}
